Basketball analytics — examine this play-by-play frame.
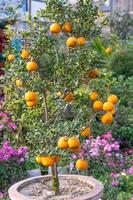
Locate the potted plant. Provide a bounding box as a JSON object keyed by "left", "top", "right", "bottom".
{"left": 3, "top": 1, "right": 119, "bottom": 199}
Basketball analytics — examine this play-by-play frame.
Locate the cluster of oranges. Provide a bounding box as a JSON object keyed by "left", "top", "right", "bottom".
{"left": 7, "top": 50, "right": 39, "bottom": 107}
{"left": 49, "top": 22, "right": 86, "bottom": 48}
{"left": 36, "top": 155, "right": 61, "bottom": 167}
{"left": 25, "top": 91, "right": 38, "bottom": 108}
{"left": 57, "top": 136, "right": 88, "bottom": 170}
{"left": 7, "top": 49, "right": 30, "bottom": 62}
{"left": 89, "top": 92, "right": 119, "bottom": 124}
{"left": 8, "top": 50, "right": 38, "bottom": 73}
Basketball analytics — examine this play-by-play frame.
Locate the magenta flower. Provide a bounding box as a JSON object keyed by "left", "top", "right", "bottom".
{"left": 0, "top": 124, "right": 4, "bottom": 130}
{"left": 8, "top": 122, "right": 17, "bottom": 129}
{"left": 0, "top": 140, "right": 28, "bottom": 162}
{"left": 127, "top": 166, "right": 133, "bottom": 175}
{"left": 110, "top": 172, "right": 120, "bottom": 178}
{"left": 102, "top": 131, "right": 112, "bottom": 140}
{"left": 111, "top": 181, "right": 119, "bottom": 186}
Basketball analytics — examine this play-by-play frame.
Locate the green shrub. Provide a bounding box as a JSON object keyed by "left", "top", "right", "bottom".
{"left": 109, "top": 48, "right": 133, "bottom": 77}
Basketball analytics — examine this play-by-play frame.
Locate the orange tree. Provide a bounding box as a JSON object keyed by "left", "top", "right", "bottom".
{"left": 1, "top": 0, "right": 119, "bottom": 195}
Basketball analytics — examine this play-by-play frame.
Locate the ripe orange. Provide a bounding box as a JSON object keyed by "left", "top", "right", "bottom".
{"left": 70, "top": 146, "right": 81, "bottom": 153}
{"left": 66, "top": 37, "right": 77, "bottom": 48}
{"left": 26, "top": 100, "right": 37, "bottom": 108}
{"left": 56, "top": 91, "right": 62, "bottom": 97}
{"left": 58, "top": 136, "right": 69, "bottom": 149}
{"left": 64, "top": 92, "right": 74, "bottom": 103}
{"left": 68, "top": 137, "right": 80, "bottom": 149}
{"left": 8, "top": 54, "right": 15, "bottom": 62}
{"left": 25, "top": 91, "right": 37, "bottom": 101}
{"left": 63, "top": 22, "right": 73, "bottom": 33}
{"left": 26, "top": 61, "right": 38, "bottom": 72}
{"left": 16, "top": 79, "right": 23, "bottom": 87}
{"left": 77, "top": 37, "right": 86, "bottom": 46}
{"left": 21, "top": 50, "right": 30, "bottom": 59}
{"left": 101, "top": 112, "right": 113, "bottom": 125}
{"left": 50, "top": 23, "right": 61, "bottom": 34}
{"left": 76, "top": 159, "right": 88, "bottom": 170}
{"left": 89, "top": 91, "right": 99, "bottom": 101}
{"left": 103, "top": 102, "right": 114, "bottom": 112}
{"left": 81, "top": 127, "right": 91, "bottom": 137}
{"left": 41, "top": 156, "right": 54, "bottom": 167}
{"left": 87, "top": 68, "right": 99, "bottom": 78}
{"left": 105, "top": 47, "right": 112, "bottom": 55}
{"left": 35, "top": 156, "right": 42, "bottom": 164}
{"left": 53, "top": 155, "right": 61, "bottom": 163}
{"left": 93, "top": 100, "right": 103, "bottom": 111}
{"left": 110, "top": 108, "right": 116, "bottom": 116}
{"left": 108, "top": 95, "right": 118, "bottom": 104}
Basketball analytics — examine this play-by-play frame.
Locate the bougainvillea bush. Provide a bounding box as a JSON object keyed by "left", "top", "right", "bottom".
{"left": 0, "top": 112, "right": 17, "bottom": 143}
{"left": 0, "top": 141, "right": 28, "bottom": 197}
{"left": 70, "top": 131, "right": 133, "bottom": 199}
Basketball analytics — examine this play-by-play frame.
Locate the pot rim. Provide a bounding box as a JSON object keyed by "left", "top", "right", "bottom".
{"left": 8, "top": 174, "right": 104, "bottom": 200}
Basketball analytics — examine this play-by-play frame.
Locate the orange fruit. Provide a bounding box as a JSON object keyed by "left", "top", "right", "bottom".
{"left": 26, "top": 61, "right": 38, "bottom": 72}
{"left": 26, "top": 100, "right": 37, "bottom": 108}
{"left": 56, "top": 91, "right": 62, "bottom": 97}
{"left": 87, "top": 68, "right": 99, "bottom": 78}
{"left": 41, "top": 156, "right": 54, "bottom": 167}
{"left": 58, "top": 136, "right": 69, "bottom": 149}
{"left": 77, "top": 37, "right": 86, "bottom": 46}
{"left": 89, "top": 91, "right": 99, "bottom": 101}
{"left": 105, "top": 47, "right": 112, "bottom": 55}
{"left": 66, "top": 37, "right": 77, "bottom": 48}
{"left": 63, "top": 22, "right": 73, "bottom": 33}
{"left": 76, "top": 159, "right": 88, "bottom": 170}
{"left": 50, "top": 23, "right": 61, "bottom": 34}
{"left": 93, "top": 100, "right": 103, "bottom": 111}
{"left": 53, "top": 155, "right": 61, "bottom": 163}
{"left": 81, "top": 127, "right": 91, "bottom": 137}
{"left": 70, "top": 146, "right": 81, "bottom": 153}
{"left": 108, "top": 95, "right": 118, "bottom": 104}
{"left": 103, "top": 102, "right": 114, "bottom": 112}
{"left": 8, "top": 54, "right": 15, "bottom": 62}
{"left": 25, "top": 91, "right": 37, "bottom": 101}
{"left": 101, "top": 112, "right": 113, "bottom": 125}
{"left": 68, "top": 137, "right": 80, "bottom": 149}
{"left": 21, "top": 50, "right": 30, "bottom": 59}
{"left": 64, "top": 92, "right": 74, "bottom": 103}
{"left": 110, "top": 108, "right": 116, "bottom": 116}
{"left": 35, "top": 156, "right": 42, "bottom": 164}
{"left": 16, "top": 79, "right": 23, "bottom": 87}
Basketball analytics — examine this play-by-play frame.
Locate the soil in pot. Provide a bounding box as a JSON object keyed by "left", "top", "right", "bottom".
{"left": 20, "top": 177, "right": 94, "bottom": 200}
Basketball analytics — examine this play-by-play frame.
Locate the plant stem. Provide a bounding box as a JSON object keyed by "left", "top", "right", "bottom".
{"left": 81, "top": 112, "right": 97, "bottom": 133}
{"left": 44, "top": 91, "right": 48, "bottom": 122}
{"left": 51, "top": 164, "right": 60, "bottom": 195}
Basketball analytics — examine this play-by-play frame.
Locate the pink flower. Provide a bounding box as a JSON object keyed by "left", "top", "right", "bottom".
{"left": 102, "top": 131, "right": 112, "bottom": 140}
{"left": 110, "top": 172, "right": 119, "bottom": 178}
{"left": 0, "top": 124, "right": 4, "bottom": 130}
{"left": 127, "top": 166, "right": 133, "bottom": 175}
{"left": 111, "top": 181, "right": 119, "bottom": 186}
{"left": 104, "top": 144, "right": 112, "bottom": 152}
{"left": 8, "top": 122, "right": 17, "bottom": 129}
{"left": 71, "top": 154, "right": 77, "bottom": 160}
{"left": 0, "top": 191, "right": 4, "bottom": 198}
